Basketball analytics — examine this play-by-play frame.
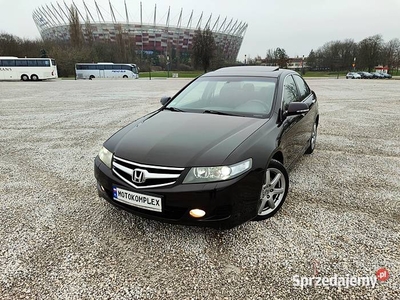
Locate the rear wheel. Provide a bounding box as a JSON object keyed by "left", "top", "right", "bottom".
{"left": 21, "top": 74, "right": 29, "bottom": 81}
{"left": 123, "top": 75, "right": 128, "bottom": 78}
{"left": 89, "top": 75, "right": 95, "bottom": 80}
{"left": 305, "top": 121, "right": 318, "bottom": 154}
{"left": 253, "top": 159, "right": 289, "bottom": 221}
{"left": 31, "top": 74, "right": 39, "bottom": 81}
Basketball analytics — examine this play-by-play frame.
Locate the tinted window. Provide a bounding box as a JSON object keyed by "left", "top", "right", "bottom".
{"left": 37, "top": 60, "right": 48, "bottom": 66}
{"left": 28, "top": 60, "right": 38, "bottom": 66}
{"left": 104, "top": 65, "right": 113, "bottom": 70}
{"left": 293, "top": 75, "right": 310, "bottom": 101}
{"left": 2, "top": 60, "right": 16, "bottom": 66}
{"left": 16, "top": 60, "right": 28, "bottom": 66}
{"left": 282, "top": 75, "right": 299, "bottom": 110}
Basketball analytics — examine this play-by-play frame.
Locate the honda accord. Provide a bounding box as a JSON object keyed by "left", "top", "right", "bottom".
{"left": 94, "top": 66, "right": 319, "bottom": 229}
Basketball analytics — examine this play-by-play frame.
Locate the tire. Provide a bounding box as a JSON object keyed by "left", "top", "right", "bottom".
{"left": 21, "top": 74, "right": 29, "bottom": 81}
{"left": 253, "top": 159, "right": 289, "bottom": 221}
{"left": 123, "top": 75, "right": 128, "bottom": 78}
{"left": 89, "top": 75, "right": 95, "bottom": 80}
{"left": 305, "top": 121, "right": 318, "bottom": 154}
{"left": 31, "top": 74, "right": 39, "bottom": 81}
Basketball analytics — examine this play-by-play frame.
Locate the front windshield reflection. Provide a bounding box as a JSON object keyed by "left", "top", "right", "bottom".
{"left": 166, "top": 77, "right": 276, "bottom": 118}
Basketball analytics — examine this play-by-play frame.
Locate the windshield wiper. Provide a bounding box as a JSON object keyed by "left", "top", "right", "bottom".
{"left": 164, "top": 106, "right": 185, "bottom": 112}
{"left": 203, "top": 109, "right": 239, "bottom": 116}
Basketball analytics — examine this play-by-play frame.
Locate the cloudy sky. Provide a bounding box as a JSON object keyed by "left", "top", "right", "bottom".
{"left": 0, "top": 0, "right": 399, "bottom": 60}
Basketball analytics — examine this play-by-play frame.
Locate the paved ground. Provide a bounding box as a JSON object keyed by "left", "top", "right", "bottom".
{"left": 0, "top": 77, "right": 399, "bottom": 299}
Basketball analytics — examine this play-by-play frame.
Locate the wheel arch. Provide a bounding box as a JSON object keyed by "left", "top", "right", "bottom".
{"left": 271, "top": 151, "right": 284, "bottom": 165}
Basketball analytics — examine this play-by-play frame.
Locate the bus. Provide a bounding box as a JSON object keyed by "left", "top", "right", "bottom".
{"left": 75, "top": 62, "right": 139, "bottom": 80}
{"left": 0, "top": 56, "right": 58, "bottom": 81}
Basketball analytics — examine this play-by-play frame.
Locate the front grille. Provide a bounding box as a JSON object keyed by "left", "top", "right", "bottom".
{"left": 112, "top": 156, "right": 184, "bottom": 189}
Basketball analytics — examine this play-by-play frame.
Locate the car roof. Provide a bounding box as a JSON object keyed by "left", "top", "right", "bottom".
{"left": 202, "top": 66, "right": 296, "bottom": 78}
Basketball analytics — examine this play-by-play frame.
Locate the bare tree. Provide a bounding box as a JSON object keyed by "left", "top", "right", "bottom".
{"left": 69, "top": 5, "right": 83, "bottom": 48}
{"left": 84, "top": 18, "right": 94, "bottom": 47}
{"left": 382, "top": 38, "right": 400, "bottom": 74}
{"left": 191, "top": 28, "right": 216, "bottom": 73}
{"left": 357, "top": 35, "right": 383, "bottom": 72}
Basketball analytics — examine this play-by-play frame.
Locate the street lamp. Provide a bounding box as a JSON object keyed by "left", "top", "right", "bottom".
{"left": 302, "top": 55, "right": 305, "bottom": 75}
{"left": 244, "top": 54, "right": 247, "bottom": 65}
{"left": 167, "top": 55, "right": 170, "bottom": 78}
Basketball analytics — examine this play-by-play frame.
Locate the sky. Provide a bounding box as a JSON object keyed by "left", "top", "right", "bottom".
{"left": 0, "top": 0, "right": 399, "bottom": 60}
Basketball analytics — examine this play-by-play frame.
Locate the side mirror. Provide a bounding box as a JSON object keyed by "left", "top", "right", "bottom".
{"left": 286, "top": 102, "right": 309, "bottom": 116}
{"left": 160, "top": 96, "right": 171, "bottom": 106}
{"left": 311, "top": 90, "right": 317, "bottom": 101}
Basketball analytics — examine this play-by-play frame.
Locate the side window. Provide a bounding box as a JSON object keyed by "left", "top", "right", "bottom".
{"left": 293, "top": 75, "right": 311, "bottom": 101}
{"left": 2, "top": 60, "right": 16, "bottom": 66}
{"left": 282, "top": 75, "right": 299, "bottom": 111}
{"left": 16, "top": 60, "right": 28, "bottom": 66}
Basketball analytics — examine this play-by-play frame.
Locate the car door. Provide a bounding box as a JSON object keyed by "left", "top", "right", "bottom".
{"left": 279, "top": 75, "right": 305, "bottom": 168}
{"left": 292, "top": 74, "right": 316, "bottom": 150}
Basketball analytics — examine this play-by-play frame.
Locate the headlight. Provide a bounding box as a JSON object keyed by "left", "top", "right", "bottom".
{"left": 98, "top": 146, "right": 113, "bottom": 169}
{"left": 183, "top": 158, "right": 252, "bottom": 183}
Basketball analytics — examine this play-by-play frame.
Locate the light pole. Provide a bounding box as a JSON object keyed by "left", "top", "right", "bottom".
{"left": 302, "top": 55, "right": 305, "bottom": 75}
{"left": 167, "top": 55, "right": 170, "bottom": 78}
{"left": 244, "top": 54, "right": 247, "bottom": 65}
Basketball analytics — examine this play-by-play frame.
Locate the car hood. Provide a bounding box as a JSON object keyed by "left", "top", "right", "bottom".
{"left": 106, "top": 111, "right": 267, "bottom": 167}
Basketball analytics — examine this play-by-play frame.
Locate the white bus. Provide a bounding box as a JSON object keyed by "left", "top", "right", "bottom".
{"left": 0, "top": 56, "right": 58, "bottom": 81}
{"left": 75, "top": 62, "right": 139, "bottom": 80}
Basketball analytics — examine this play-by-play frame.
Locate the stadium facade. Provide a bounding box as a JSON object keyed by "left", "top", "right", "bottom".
{"left": 32, "top": 1, "right": 247, "bottom": 61}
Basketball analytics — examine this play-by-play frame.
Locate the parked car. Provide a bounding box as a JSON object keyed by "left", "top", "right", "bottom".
{"left": 371, "top": 72, "right": 385, "bottom": 79}
{"left": 346, "top": 72, "right": 361, "bottom": 79}
{"left": 357, "top": 71, "right": 373, "bottom": 79}
{"left": 94, "top": 66, "right": 319, "bottom": 229}
{"left": 381, "top": 72, "right": 392, "bottom": 79}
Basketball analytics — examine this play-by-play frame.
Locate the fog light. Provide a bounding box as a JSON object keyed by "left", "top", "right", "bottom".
{"left": 189, "top": 209, "right": 206, "bottom": 218}
{"left": 99, "top": 184, "right": 105, "bottom": 192}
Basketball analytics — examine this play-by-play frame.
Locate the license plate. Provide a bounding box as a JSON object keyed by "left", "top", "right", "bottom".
{"left": 112, "top": 186, "right": 162, "bottom": 212}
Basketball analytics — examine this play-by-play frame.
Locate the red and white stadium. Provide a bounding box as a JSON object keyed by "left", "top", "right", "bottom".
{"left": 33, "top": 1, "right": 247, "bottom": 61}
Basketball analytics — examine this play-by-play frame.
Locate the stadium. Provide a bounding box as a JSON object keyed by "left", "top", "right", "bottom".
{"left": 32, "top": 1, "right": 247, "bottom": 62}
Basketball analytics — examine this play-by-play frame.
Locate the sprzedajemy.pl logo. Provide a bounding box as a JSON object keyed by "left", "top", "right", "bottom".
{"left": 293, "top": 268, "right": 390, "bottom": 289}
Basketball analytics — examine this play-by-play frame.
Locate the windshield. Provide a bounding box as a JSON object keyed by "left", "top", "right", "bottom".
{"left": 166, "top": 76, "right": 276, "bottom": 118}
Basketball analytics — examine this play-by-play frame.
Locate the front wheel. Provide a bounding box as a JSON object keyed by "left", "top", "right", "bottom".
{"left": 123, "top": 75, "right": 128, "bottom": 79}
{"left": 305, "top": 121, "right": 318, "bottom": 154}
{"left": 253, "top": 159, "right": 289, "bottom": 221}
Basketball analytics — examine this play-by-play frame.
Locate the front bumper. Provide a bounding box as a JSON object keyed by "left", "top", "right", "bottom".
{"left": 94, "top": 157, "right": 263, "bottom": 229}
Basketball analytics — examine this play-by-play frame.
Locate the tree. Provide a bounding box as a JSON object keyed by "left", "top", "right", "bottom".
{"left": 382, "top": 38, "right": 400, "bottom": 73}
{"left": 40, "top": 49, "right": 48, "bottom": 58}
{"left": 307, "top": 49, "right": 317, "bottom": 69}
{"left": 274, "top": 47, "right": 288, "bottom": 68}
{"left": 0, "top": 34, "right": 21, "bottom": 56}
{"left": 265, "top": 49, "right": 276, "bottom": 66}
{"left": 191, "top": 28, "right": 216, "bottom": 73}
{"left": 69, "top": 6, "right": 83, "bottom": 48}
{"left": 84, "top": 18, "right": 94, "bottom": 47}
{"left": 357, "top": 35, "right": 383, "bottom": 72}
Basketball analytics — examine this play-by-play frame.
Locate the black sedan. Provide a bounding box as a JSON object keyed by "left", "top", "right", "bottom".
{"left": 94, "top": 66, "right": 319, "bottom": 229}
